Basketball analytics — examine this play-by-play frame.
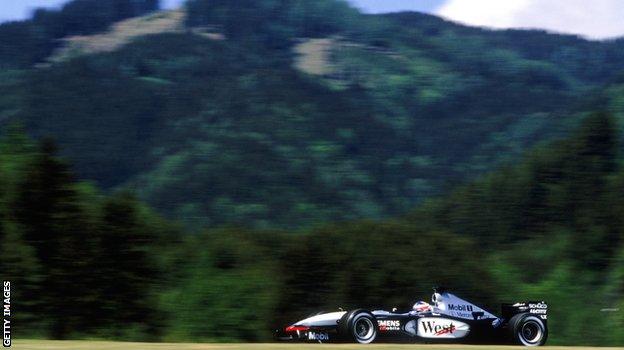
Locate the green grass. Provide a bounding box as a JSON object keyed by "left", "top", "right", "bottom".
{"left": 13, "top": 341, "right": 624, "bottom": 350}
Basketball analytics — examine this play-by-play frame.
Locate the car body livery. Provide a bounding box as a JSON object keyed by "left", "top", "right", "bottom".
{"left": 275, "top": 288, "right": 548, "bottom": 346}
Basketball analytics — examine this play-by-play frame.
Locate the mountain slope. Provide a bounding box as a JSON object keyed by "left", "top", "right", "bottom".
{"left": 0, "top": 0, "right": 159, "bottom": 69}
{"left": 2, "top": 0, "right": 624, "bottom": 228}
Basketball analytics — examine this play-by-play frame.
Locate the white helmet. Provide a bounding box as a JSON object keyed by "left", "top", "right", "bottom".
{"left": 413, "top": 301, "right": 432, "bottom": 313}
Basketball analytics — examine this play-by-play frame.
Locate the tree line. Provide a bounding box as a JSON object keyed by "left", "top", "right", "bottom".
{"left": 1, "top": 112, "right": 623, "bottom": 345}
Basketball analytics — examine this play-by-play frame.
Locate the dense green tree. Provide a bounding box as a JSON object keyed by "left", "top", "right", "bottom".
{"left": 93, "top": 193, "right": 161, "bottom": 338}
{"left": 161, "top": 228, "right": 280, "bottom": 341}
{"left": 1, "top": 137, "right": 165, "bottom": 339}
{"left": 11, "top": 140, "right": 94, "bottom": 338}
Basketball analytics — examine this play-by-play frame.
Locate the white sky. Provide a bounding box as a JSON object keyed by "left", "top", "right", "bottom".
{"left": 437, "top": 0, "right": 624, "bottom": 40}
{"left": 1, "top": 0, "right": 624, "bottom": 40}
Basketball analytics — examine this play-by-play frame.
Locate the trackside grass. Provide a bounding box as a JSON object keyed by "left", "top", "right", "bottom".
{"left": 14, "top": 341, "right": 624, "bottom": 350}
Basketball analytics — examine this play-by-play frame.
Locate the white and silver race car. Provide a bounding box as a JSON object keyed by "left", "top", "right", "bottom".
{"left": 275, "top": 287, "right": 548, "bottom": 346}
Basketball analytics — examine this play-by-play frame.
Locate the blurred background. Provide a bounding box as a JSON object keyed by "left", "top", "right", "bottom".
{"left": 0, "top": 0, "right": 623, "bottom": 345}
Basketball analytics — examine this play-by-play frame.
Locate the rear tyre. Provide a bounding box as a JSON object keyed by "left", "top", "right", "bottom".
{"left": 340, "top": 309, "right": 377, "bottom": 344}
{"left": 508, "top": 313, "right": 548, "bottom": 346}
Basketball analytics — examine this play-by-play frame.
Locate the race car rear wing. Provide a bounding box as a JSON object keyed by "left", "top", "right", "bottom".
{"left": 501, "top": 301, "right": 548, "bottom": 321}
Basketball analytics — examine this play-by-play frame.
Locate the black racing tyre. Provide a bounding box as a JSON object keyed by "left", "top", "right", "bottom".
{"left": 339, "top": 309, "right": 377, "bottom": 344}
{"left": 508, "top": 313, "right": 548, "bottom": 346}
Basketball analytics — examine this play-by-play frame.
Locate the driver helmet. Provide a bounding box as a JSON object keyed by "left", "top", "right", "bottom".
{"left": 413, "top": 301, "right": 432, "bottom": 313}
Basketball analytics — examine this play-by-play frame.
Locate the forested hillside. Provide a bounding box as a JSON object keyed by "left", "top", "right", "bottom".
{"left": 2, "top": 0, "right": 624, "bottom": 228}
{"left": 1, "top": 0, "right": 624, "bottom": 345}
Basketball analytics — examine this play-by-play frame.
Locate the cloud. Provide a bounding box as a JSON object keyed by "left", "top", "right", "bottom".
{"left": 436, "top": 0, "right": 624, "bottom": 40}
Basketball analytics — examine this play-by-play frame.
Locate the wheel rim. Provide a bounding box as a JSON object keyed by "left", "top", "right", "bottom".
{"left": 519, "top": 319, "right": 543, "bottom": 345}
{"left": 353, "top": 316, "right": 375, "bottom": 342}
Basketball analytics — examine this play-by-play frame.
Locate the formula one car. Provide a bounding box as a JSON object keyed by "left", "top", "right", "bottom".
{"left": 275, "top": 287, "right": 548, "bottom": 346}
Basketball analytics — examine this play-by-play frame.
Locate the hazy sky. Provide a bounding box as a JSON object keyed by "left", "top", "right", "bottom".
{"left": 0, "top": 0, "right": 443, "bottom": 22}
{"left": 438, "top": 0, "right": 624, "bottom": 40}
{"left": 1, "top": 0, "right": 623, "bottom": 40}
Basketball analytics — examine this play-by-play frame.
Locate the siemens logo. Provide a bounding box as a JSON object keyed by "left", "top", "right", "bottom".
{"left": 378, "top": 320, "right": 401, "bottom": 331}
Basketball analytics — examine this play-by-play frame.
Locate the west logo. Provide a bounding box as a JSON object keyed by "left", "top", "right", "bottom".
{"left": 417, "top": 318, "right": 470, "bottom": 339}
{"left": 421, "top": 321, "right": 456, "bottom": 336}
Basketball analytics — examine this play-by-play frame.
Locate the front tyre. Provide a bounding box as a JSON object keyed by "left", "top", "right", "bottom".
{"left": 340, "top": 310, "right": 377, "bottom": 344}
{"left": 509, "top": 313, "right": 548, "bottom": 346}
